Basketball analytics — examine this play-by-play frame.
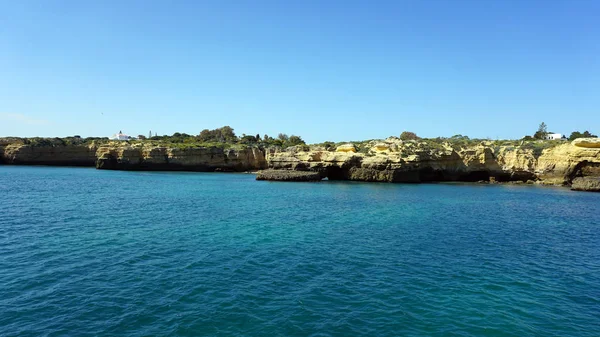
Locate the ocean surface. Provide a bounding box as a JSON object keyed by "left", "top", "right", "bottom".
{"left": 1, "top": 166, "right": 599, "bottom": 337}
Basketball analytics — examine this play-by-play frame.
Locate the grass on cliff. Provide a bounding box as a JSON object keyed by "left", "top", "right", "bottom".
{"left": 2, "top": 137, "right": 110, "bottom": 147}
{"left": 3, "top": 133, "right": 567, "bottom": 158}
{"left": 1, "top": 137, "right": 251, "bottom": 150}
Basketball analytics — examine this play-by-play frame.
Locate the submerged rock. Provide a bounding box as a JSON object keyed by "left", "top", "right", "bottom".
{"left": 571, "top": 177, "right": 600, "bottom": 192}
{"left": 256, "top": 170, "right": 322, "bottom": 182}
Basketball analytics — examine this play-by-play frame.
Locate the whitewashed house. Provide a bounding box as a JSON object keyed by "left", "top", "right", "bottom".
{"left": 110, "top": 131, "right": 131, "bottom": 141}
{"left": 545, "top": 133, "right": 566, "bottom": 141}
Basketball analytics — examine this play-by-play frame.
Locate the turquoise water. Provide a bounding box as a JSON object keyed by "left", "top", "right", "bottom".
{"left": 1, "top": 166, "right": 599, "bottom": 337}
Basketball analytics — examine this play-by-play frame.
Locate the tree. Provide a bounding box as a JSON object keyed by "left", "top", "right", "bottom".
{"left": 219, "top": 126, "right": 236, "bottom": 142}
{"left": 287, "top": 135, "right": 305, "bottom": 146}
{"left": 450, "top": 134, "right": 469, "bottom": 140}
{"left": 322, "top": 141, "right": 336, "bottom": 150}
{"left": 198, "top": 129, "right": 212, "bottom": 142}
{"left": 197, "top": 126, "right": 237, "bottom": 143}
{"left": 240, "top": 134, "right": 258, "bottom": 144}
{"left": 569, "top": 131, "right": 597, "bottom": 141}
{"left": 533, "top": 122, "right": 548, "bottom": 140}
{"left": 400, "top": 131, "right": 419, "bottom": 141}
{"left": 138, "top": 135, "right": 147, "bottom": 140}
{"left": 278, "top": 133, "right": 289, "bottom": 141}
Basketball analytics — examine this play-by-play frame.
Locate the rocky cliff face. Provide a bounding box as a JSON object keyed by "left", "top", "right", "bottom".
{"left": 267, "top": 138, "right": 600, "bottom": 185}
{"left": 1, "top": 144, "right": 98, "bottom": 166}
{"left": 2, "top": 138, "right": 599, "bottom": 187}
{"left": 0, "top": 141, "right": 267, "bottom": 172}
{"left": 95, "top": 143, "right": 267, "bottom": 171}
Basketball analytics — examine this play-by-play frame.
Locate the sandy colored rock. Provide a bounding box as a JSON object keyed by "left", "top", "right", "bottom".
{"left": 267, "top": 141, "right": 600, "bottom": 185}
{"left": 336, "top": 144, "right": 357, "bottom": 153}
{"left": 95, "top": 143, "right": 266, "bottom": 171}
{"left": 3, "top": 138, "right": 600, "bottom": 188}
{"left": 571, "top": 177, "right": 600, "bottom": 192}
{"left": 1, "top": 144, "right": 98, "bottom": 166}
{"left": 572, "top": 138, "right": 600, "bottom": 148}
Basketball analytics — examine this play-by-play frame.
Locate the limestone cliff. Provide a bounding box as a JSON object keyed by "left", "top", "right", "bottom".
{"left": 0, "top": 141, "right": 267, "bottom": 171}
{"left": 95, "top": 143, "right": 267, "bottom": 172}
{"left": 267, "top": 138, "right": 600, "bottom": 185}
{"left": 1, "top": 143, "right": 98, "bottom": 166}
{"left": 2, "top": 138, "right": 599, "bottom": 187}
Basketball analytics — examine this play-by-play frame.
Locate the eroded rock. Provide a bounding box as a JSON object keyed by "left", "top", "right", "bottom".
{"left": 571, "top": 177, "right": 600, "bottom": 192}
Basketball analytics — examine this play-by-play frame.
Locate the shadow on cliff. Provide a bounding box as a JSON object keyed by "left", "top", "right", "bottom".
{"left": 566, "top": 160, "right": 600, "bottom": 183}
{"left": 320, "top": 148, "right": 536, "bottom": 184}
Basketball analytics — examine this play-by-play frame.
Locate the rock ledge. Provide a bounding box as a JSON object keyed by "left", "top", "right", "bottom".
{"left": 571, "top": 177, "right": 600, "bottom": 192}
{"left": 256, "top": 170, "right": 322, "bottom": 182}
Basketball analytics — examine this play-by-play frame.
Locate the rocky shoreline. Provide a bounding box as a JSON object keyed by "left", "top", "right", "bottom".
{"left": 256, "top": 170, "right": 322, "bottom": 182}
{"left": 2, "top": 137, "right": 600, "bottom": 192}
{"left": 571, "top": 177, "right": 600, "bottom": 192}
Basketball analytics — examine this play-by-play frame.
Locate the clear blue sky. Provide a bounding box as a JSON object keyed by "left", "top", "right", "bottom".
{"left": 1, "top": 0, "right": 598, "bottom": 143}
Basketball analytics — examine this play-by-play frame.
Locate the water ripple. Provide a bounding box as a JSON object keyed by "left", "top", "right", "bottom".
{"left": 1, "top": 166, "right": 599, "bottom": 336}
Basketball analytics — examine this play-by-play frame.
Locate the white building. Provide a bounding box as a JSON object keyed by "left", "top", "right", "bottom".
{"left": 545, "top": 133, "right": 566, "bottom": 141}
{"left": 110, "top": 131, "right": 131, "bottom": 141}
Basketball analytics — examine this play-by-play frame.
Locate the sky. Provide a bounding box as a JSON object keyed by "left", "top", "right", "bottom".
{"left": 0, "top": 0, "right": 598, "bottom": 143}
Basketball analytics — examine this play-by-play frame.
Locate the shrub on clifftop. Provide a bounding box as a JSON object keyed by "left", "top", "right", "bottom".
{"left": 569, "top": 131, "right": 597, "bottom": 141}
{"left": 400, "top": 131, "right": 419, "bottom": 141}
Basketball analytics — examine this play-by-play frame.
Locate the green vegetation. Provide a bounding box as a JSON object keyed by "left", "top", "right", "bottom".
{"left": 533, "top": 122, "right": 548, "bottom": 140}
{"left": 569, "top": 131, "right": 597, "bottom": 141}
{"left": 520, "top": 140, "right": 562, "bottom": 158}
{"left": 3, "top": 136, "right": 109, "bottom": 147}
{"left": 159, "top": 127, "right": 306, "bottom": 148}
{"left": 3, "top": 126, "right": 307, "bottom": 150}
{"left": 525, "top": 122, "right": 597, "bottom": 142}
{"left": 400, "top": 131, "right": 419, "bottom": 141}
{"left": 6, "top": 122, "right": 595, "bottom": 155}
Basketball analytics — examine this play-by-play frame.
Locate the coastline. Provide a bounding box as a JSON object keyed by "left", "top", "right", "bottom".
{"left": 1, "top": 137, "right": 599, "bottom": 191}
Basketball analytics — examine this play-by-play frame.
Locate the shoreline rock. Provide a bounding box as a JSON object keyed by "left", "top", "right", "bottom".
{"left": 256, "top": 170, "right": 322, "bottom": 182}
{"left": 1, "top": 137, "right": 599, "bottom": 191}
{"left": 571, "top": 177, "right": 600, "bottom": 192}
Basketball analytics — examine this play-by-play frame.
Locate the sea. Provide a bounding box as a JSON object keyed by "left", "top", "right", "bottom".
{"left": 1, "top": 166, "right": 599, "bottom": 337}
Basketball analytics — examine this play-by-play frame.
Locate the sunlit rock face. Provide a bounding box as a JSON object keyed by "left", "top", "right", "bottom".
{"left": 572, "top": 138, "right": 600, "bottom": 148}
{"left": 2, "top": 138, "right": 600, "bottom": 188}
{"left": 571, "top": 177, "right": 600, "bottom": 192}
{"left": 266, "top": 142, "right": 600, "bottom": 185}
{"left": 0, "top": 142, "right": 266, "bottom": 172}
{"left": 95, "top": 143, "right": 267, "bottom": 172}
{"left": 335, "top": 144, "right": 357, "bottom": 153}
{"left": 1, "top": 144, "right": 98, "bottom": 166}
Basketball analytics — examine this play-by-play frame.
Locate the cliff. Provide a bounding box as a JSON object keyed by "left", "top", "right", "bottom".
{"left": 266, "top": 138, "right": 600, "bottom": 186}
{"left": 1, "top": 143, "right": 98, "bottom": 166}
{"left": 0, "top": 141, "right": 266, "bottom": 172}
{"left": 2, "top": 138, "right": 599, "bottom": 188}
{"left": 95, "top": 143, "right": 266, "bottom": 171}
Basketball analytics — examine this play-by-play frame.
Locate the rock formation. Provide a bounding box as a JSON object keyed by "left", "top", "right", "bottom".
{"left": 256, "top": 169, "right": 322, "bottom": 182}
{"left": 1, "top": 143, "right": 98, "bottom": 166}
{"left": 571, "top": 177, "right": 600, "bottom": 192}
{"left": 335, "top": 144, "right": 357, "bottom": 153}
{"left": 2, "top": 137, "right": 599, "bottom": 191}
{"left": 572, "top": 138, "right": 600, "bottom": 148}
{"left": 266, "top": 138, "right": 600, "bottom": 186}
{"left": 1, "top": 141, "right": 266, "bottom": 172}
{"left": 95, "top": 143, "right": 267, "bottom": 171}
